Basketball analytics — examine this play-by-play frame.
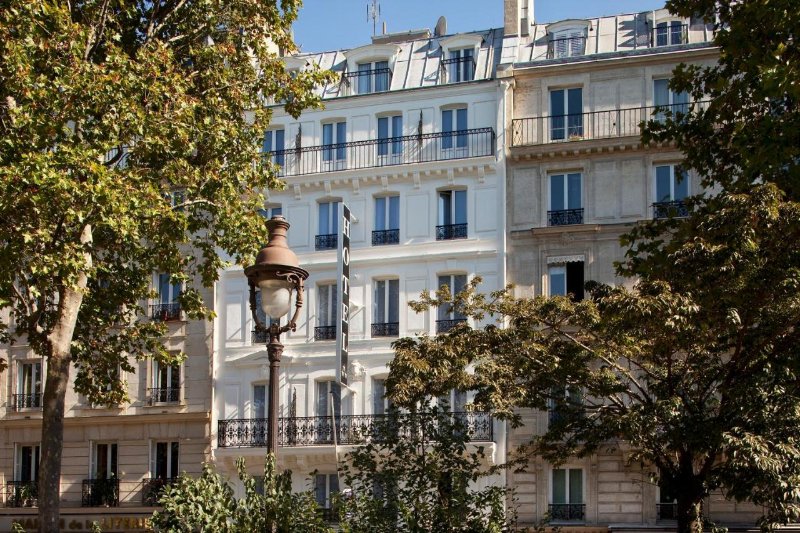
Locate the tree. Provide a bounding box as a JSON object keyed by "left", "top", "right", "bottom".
{"left": 338, "top": 405, "right": 514, "bottom": 533}
{"left": 0, "top": 2, "right": 332, "bottom": 530}
{"left": 151, "top": 455, "right": 332, "bottom": 532}
{"left": 387, "top": 3, "right": 800, "bottom": 531}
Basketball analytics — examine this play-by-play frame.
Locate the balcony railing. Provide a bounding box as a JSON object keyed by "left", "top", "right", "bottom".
{"left": 147, "top": 387, "right": 180, "bottom": 405}
{"left": 653, "top": 200, "right": 689, "bottom": 219}
{"left": 13, "top": 392, "right": 42, "bottom": 411}
{"left": 314, "top": 325, "right": 336, "bottom": 341}
{"left": 440, "top": 56, "right": 475, "bottom": 83}
{"left": 436, "top": 318, "right": 467, "bottom": 334}
{"left": 341, "top": 68, "right": 392, "bottom": 95}
{"left": 657, "top": 502, "right": 677, "bottom": 521}
{"left": 142, "top": 477, "right": 180, "bottom": 506}
{"left": 266, "top": 128, "right": 494, "bottom": 177}
{"left": 548, "top": 208, "right": 584, "bottom": 226}
{"left": 549, "top": 503, "right": 586, "bottom": 521}
{"left": 150, "top": 302, "right": 181, "bottom": 322}
{"left": 218, "top": 411, "right": 493, "bottom": 447}
{"left": 371, "top": 322, "right": 399, "bottom": 337}
{"left": 547, "top": 36, "right": 587, "bottom": 59}
{"left": 82, "top": 478, "right": 119, "bottom": 507}
{"left": 5, "top": 481, "right": 37, "bottom": 507}
{"left": 315, "top": 233, "right": 338, "bottom": 251}
{"left": 372, "top": 229, "right": 400, "bottom": 246}
{"left": 435, "top": 223, "right": 467, "bottom": 241}
{"left": 512, "top": 103, "right": 705, "bottom": 147}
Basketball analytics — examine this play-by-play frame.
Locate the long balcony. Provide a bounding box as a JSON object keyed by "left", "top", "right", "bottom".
{"left": 217, "top": 412, "right": 493, "bottom": 448}
{"left": 142, "top": 477, "right": 179, "bottom": 506}
{"left": 5, "top": 481, "right": 37, "bottom": 507}
{"left": 512, "top": 103, "right": 704, "bottom": 147}
{"left": 13, "top": 392, "right": 42, "bottom": 411}
{"left": 653, "top": 200, "right": 689, "bottom": 219}
{"left": 549, "top": 503, "right": 586, "bottom": 521}
{"left": 371, "top": 322, "right": 399, "bottom": 337}
{"left": 82, "top": 478, "right": 119, "bottom": 507}
{"left": 150, "top": 302, "right": 181, "bottom": 322}
{"left": 266, "top": 128, "right": 494, "bottom": 177}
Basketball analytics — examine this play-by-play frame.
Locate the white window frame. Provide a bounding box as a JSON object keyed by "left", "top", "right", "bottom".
{"left": 550, "top": 28, "right": 586, "bottom": 58}
{"left": 252, "top": 382, "right": 268, "bottom": 419}
{"left": 17, "top": 360, "right": 42, "bottom": 406}
{"left": 436, "top": 274, "right": 468, "bottom": 322}
{"left": 548, "top": 173, "right": 583, "bottom": 212}
{"left": 150, "top": 441, "right": 180, "bottom": 480}
{"left": 549, "top": 87, "right": 583, "bottom": 141}
{"left": 373, "top": 278, "right": 399, "bottom": 327}
{"left": 317, "top": 200, "right": 340, "bottom": 237}
{"left": 654, "top": 19, "right": 686, "bottom": 46}
{"left": 374, "top": 194, "right": 400, "bottom": 232}
{"left": 263, "top": 128, "right": 285, "bottom": 168}
{"left": 150, "top": 359, "right": 181, "bottom": 404}
{"left": 261, "top": 205, "right": 283, "bottom": 220}
{"left": 90, "top": 442, "right": 118, "bottom": 480}
{"left": 356, "top": 60, "right": 390, "bottom": 94}
{"left": 322, "top": 121, "right": 347, "bottom": 169}
{"left": 14, "top": 444, "right": 40, "bottom": 482}
{"left": 653, "top": 164, "right": 690, "bottom": 203}
{"left": 440, "top": 107, "right": 469, "bottom": 156}
{"left": 314, "top": 473, "right": 340, "bottom": 509}
{"left": 377, "top": 114, "right": 403, "bottom": 163}
{"left": 447, "top": 47, "right": 475, "bottom": 83}
{"left": 550, "top": 466, "right": 585, "bottom": 504}
{"left": 317, "top": 283, "right": 338, "bottom": 328}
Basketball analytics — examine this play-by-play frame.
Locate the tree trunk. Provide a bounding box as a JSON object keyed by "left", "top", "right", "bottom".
{"left": 676, "top": 493, "right": 704, "bottom": 533}
{"left": 38, "top": 225, "right": 92, "bottom": 533}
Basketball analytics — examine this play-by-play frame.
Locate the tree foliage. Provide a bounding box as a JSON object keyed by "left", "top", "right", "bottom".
{"left": 338, "top": 405, "right": 514, "bottom": 533}
{"left": 151, "top": 455, "right": 332, "bottom": 533}
{"left": 0, "top": 1, "right": 332, "bottom": 529}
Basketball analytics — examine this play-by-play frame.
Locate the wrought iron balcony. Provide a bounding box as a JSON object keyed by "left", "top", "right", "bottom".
{"left": 267, "top": 128, "right": 494, "bottom": 177}
{"left": 340, "top": 67, "right": 392, "bottom": 95}
{"left": 547, "top": 36, "right": 587, "bottom": 59}
{"left": 657, "top": 502, "right": 677, "bottom": 521}
{"left": 82, "top": 478, "right": 119, "bottom": 507}
{"left": 512, "top": 102, "right": 707, "bottom": 147}
{"left": 653, "top": 200, "right": 689, "bottom": 219}
{"left": 371, "top": 322, "right": 399, "bottom": 337}
{"left": 5, "top": 481, "right": 37, "bottom": 507}
{"left": 314, "top": 325, "right": 336, "bottom": 341}
{"left": 315, "top": 233, "right": 338, "bottom": 251}
{"left": 142, "top": 477, "right": 179, "bottom": 506}
{"left": 372, "top": 229, "right": 400, "bottom": 246}
{"left": 150, "top": 302, "right": 181, "bottom": 322}
{"left": 435, "top": 223, "right": 467, "bottom": 241}
{"left": 549, "top": 503, "right": 586, "bottom": 521}
{"left": 147, "top": 387, "right": 180, "bottom": 405}
{"left": 13, "top": 393, "right": 42, "bottom": 411}
{"left": 548, "top": 208, "right": 584, "bottom": 226}
{"left": 217, "top": 411, "right": 493, "bottom": 447}
{"left": 436, "top": 318, "right": 467, "bottom": 334}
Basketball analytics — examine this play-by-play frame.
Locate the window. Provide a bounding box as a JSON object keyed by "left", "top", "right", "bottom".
{"left": 322, "top": 121, "right": 347, "bottom": 167}
{"left": 548, "top": 262, "right": 584, "bottom": 301}
{"left": 10, "top": 444, "right": 40, "bottom": 507}
{"left": 317, "top": 380, "right": 342, "bottom": 443}
{"left": 15, "top": 445, "right": 39, "bottom": 483}
{"left": 372, "top": 378, "right": 393, "bottom": 415}
{"left": 446, "top": 48, "right": 474, "bottom": 83}
{"left": 150, "top": 361, "right": 180, "bottom": 404}
{"left": 84, "top": 442, "right": 119, "bottom": 507}
{"left": 437, "top": 190, "right": 467, "bottom": 240}
{"left": 550, "top": 29, "right": 586, "bottom": 58}
{"left": 372, "top": 279, "right": 399, "bottom": 337}
{"left": 436, "top": 274, "right": 467, "bottom": 333}
{"left": 316, "top": 201, "right": 340, "bottom": 250}
{"left": 438, "top": 389, "right": 467, "bottom": 412}
{"left": 550, "top": 88, "right": 583, "bottom": 141}
{"left": 657, "top": 482, "right": 678, "bottom": 520}
{"left": 441, "top": 107, "right": 468, "bottom": 152}
{"left": 548, "top": 386, "right": 582, "bottom": 426}
{"left": 377, "top": 115, "right": 403, "bottom": 162}
{"left": 263, "top": 129, "right": 285, "bottom": 167}
{"left": 654, "top": 165, "right": 689, "bottom": 218}
{"left": 314, "top": 473, "right": 340, "bottom": 514}
{"left": 153, "top": 273, "right": 181, "bottom": 321}
{"left": 373, "top": 195, "right": 399, "bottom": 245}
{"left": 356, "top": 61, "right": 390, "bottom": 94}
{"left": 655, "top": 20, "right": 685, "bottom": 46}
{"left": 261, "top": 205, "right": 282, "bottom": 219}
{"left": 152, "top": 441, "right": 180, "bottom": 480}
{"left": 253, "top": 384, "right": 267, "bottom": 419}
{"left": 315, "top": 283, "right": 338, "bottom": 340}
{"left": 16, "top": 361, "right": 42, "bottom": 410}
{"left": 549, "top": 173, "right": 583, "bottom": 225}
{"left": 654, "top": 79, "right": 689, "bottom": 120}
{"left": 550, "top": 468, "right": 584, "bottom": 521}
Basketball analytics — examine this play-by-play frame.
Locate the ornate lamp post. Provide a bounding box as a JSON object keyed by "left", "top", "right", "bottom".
{"left": 244, "top": 215, "right": 309, "bottom": 456}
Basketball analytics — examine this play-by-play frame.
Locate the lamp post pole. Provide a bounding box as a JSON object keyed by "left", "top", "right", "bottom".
{"left": 266, "top": 324, "right": 283, "bottom": 456}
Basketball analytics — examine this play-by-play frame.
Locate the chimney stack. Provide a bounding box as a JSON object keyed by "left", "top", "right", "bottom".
{"left": 504, "top": 0, "right": 534, "bottom": 36}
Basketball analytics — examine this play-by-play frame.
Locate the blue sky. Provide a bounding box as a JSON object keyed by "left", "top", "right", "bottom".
{"left": 293, "top": 0, "right": 668, "bottom": 52}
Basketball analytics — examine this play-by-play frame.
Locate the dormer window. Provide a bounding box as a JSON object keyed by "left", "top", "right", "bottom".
{"left": 355, "top": 61, "right": 391, "bottom": 94}
{"left": 444, "top": 48, "right": 474, "bottom": 83}
{"left": 343, "top": 44, "right": 399, "bottom": 97}
{"left": 653, "top": 20, "right": 687, "bottom": 46}
{"left": 549, "top": 29, "right": 586, "bottom": 59}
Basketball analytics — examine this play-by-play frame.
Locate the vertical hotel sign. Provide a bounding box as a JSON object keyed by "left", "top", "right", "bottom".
{"left": 336, "top": 204, "right": 351, "bottom": 386}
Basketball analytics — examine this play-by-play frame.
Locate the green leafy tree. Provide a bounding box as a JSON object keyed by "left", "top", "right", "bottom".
{"left": 338, "top": 405, "right": 514, "bottom": 533}
{"left": 151, "top": 455, "right": 332, "bottom": 532}
{"left": 0, "top": 2, "right": 332, "bottom": 530}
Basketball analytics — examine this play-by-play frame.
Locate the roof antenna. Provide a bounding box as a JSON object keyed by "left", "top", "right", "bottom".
{"left": 367, "top": 0, "right": 381, "bottom": 36}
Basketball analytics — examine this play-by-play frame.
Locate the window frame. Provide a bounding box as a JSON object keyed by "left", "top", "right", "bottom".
{"left": 654, "top": 164, "right": 689, "bottom": 203}
{"left": 322, "top": 121, "right": 347, "bottom": 166}
{"left": 441, "top": 107, "right": 469, "bottom": 152}
{"left": 548, "top": 172, "right": 583, "bottom": 213}
{"left": 377, "top": 114, "right": 404, "bottom": 160}
{"left": 547, "top": 261, "right": 585, "bottom": 301}
{"left": 15, "top": 443, "right": 40, "bottom": 482}
{"left": 549, "top": 87, "right": 584, "bottom": 141}
{"left": 447, "top": 47, "right": 475, "bottom": 83}
{"left": 550, "top": 467, "right": 585, "bottom": 505}
{"left": 91, "top": 442, "right": 118, "bottom": 480}
{"left": 356, "top": 60, "right": 391, "bottom": 94}
{"left": 150, "top": 440, "right": 180, "bottom": 480}
{"left": 372, "top": 278, "right": 400, "bottom": 331}
{"left": 263, "top": 128, "right": 285, "bottom": 167}
{"left": 436, "top": 274, "right": 468, "bottom": 323}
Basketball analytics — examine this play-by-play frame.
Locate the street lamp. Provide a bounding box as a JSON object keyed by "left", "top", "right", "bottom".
{"left": 245, "top": 215, "right": 309, "bottom": 456}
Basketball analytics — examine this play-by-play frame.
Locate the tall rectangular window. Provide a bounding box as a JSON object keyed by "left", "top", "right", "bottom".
{"left": 317, "top": 380, "right": 341, "bottom": 418}
{"left": 441, "top": 108, "right": 468, "bottom": 151}
{"left": 377, "top": 115, "right": 403, "bottom": 159}
{"left": 318, "top": 283, "right": 338, "bottom": 328}
{"left": 548, "top": 262, "right": 584, "bottom": 301}
{"left": 549, "top": 173, "right": 583, "bottom": 225}
{"left": 550, "top": 88, "right": 583, "bottom": 141}
{"left": 436, "top": 274, "right": 467, "bottom": 333}
{"left": 654, "top": 79, "right": 689, "bottom": 120}
{"left": 152, "top": 442, "right": 180, "bottom": 480}
{"left": 375, "top": 195, "right": 400, "bottom": 232}
{"left": 357, "top": 61, "right": 390, "bottom": 94}
{"left": 448, "top": 48, "right": 474, "bottom": 82}
{"left": 151, "top": 361, "right": 180, "bottom": 403}
{"left": 154, "top": 273, "right": 182, "bottom": 321}
{"left": 92, "top": 443, "right": 118, "bottom": 480}
{"left": 372, "top": 378, "right": 393, "bottom": 415}
{"left": 437, "top": 190, "right": 467, "bottom": 240}
{"left": 263, "top": 129, "right": 285, "bottom": 167}
{"left": 314, "top": 473, "right": 340, "bottom": 511}
{"left": 316, "top": 201, "right": 340, "bottom": 250}
{"left": 322, "top": 122, "right": 346, "bottom": 163}
{"left": 373, "top": 279, "right": 399, "bottom": 337}
{"left": 654, "top": 165, "right": 690, "bottom": 218}
{"left": 551, "top": 30, "right": 585, "bottom": 58}
{"left": 551, "top": 468, "right": 584, "bottom": 520}
{"left": 253, "top": 384, "right": 267, "bottom": 419}
{"left": 16, "top": 445, "right": 40, "bottom": 482}
{"left": 656, "top": 20, "right": 685, "bottom": 46}
{"left": 17, "top": 361, "right": 42, "bottom": 409}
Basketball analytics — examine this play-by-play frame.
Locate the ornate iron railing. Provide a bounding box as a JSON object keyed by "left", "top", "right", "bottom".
{"left": 436, "top": 318, "right": 467, "bottom": 334}
{"left": 147, "top": 387, "right": 180, "bottom": 404}
{"left": 371, "top": 322, "right": 399, "bottom": 337}
{"left": 315, "top": 233, "right": 338, "bottom": 251}
{"left": 549, "top": 503, "right": 586, "bottom": 521}
{"left": 150, "top": 302, "right": 181, "bottom": 322}
{"left": 372, "top": 229, "right": 400, "bottom": 246}
{"left": 653, "top": 200, "right": 689, "bottom": 219}
{"left": 512, "top": 102, "right": 707, "bottom": 147}
{"left": 657, "top": 502, "right": 677, "bottom": 521}
{"left": 341, "top": 68, "right": 392, "bottom": 95}
{"left": 218, "top": 411, "right": 493, "bottom": 447}
{"left": 142, "top": 477, "right": 180, "bottom": 506}
{"left": 547, "top": 36, "right": 587, "bottom": 59}
{"left": 12, "top": 393, "right": 42, "bottom": 411}
{"left": 5, "top": 481, "right": 37, "bottom": 507}
{"left": 314, "top": 325, "right": 336, "bottom": 341}
{"left": 435, "top": 223, "right": 468, "bottom": 241}
{"left": 81, "top": 478, "right": 119, "bottom": 507}
{"left": 548, "top": 208, "right": 584, "bottom": 226}
{"left": 267, "top": 128, "right": 494, "bottom": 177}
